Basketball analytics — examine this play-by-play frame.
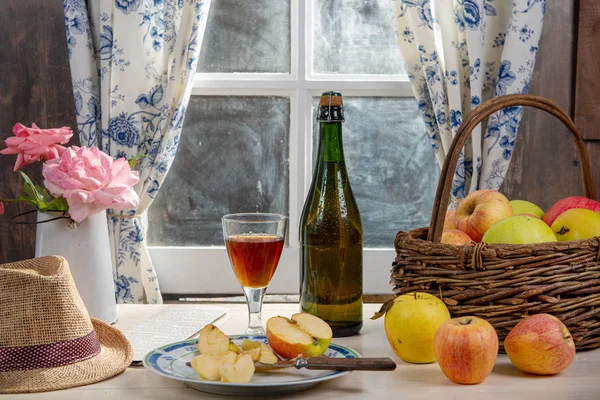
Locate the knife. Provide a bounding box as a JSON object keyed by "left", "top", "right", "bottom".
{"left": 254, "top": 356, "right": 396, "bottom": 372}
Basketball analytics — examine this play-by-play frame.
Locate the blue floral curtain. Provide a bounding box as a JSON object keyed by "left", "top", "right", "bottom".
{"left": 390, "top": 0, "right": 546, "bottom": 199}
{"left": 63, "top": 0, "right": 210, "bottom": 303}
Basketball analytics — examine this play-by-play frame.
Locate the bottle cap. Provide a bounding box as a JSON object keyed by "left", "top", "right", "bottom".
{"left": 317, "top": 91, "right": 344, "bottom": 123}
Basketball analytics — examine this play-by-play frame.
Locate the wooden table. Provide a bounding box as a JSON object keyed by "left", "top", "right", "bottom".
{"left": 8, "top": 304, "right": 599, "bottom": 399}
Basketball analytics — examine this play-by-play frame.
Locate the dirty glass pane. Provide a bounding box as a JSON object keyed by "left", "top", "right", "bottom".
{"left": 197, "top": 0, "right": 291, "bottom": 73}
{"left": 311, "top": 97, "right": 438, "bottom": 247}
{"left": 148, "top": 96, "right": 290, "bottom": 246}
{"left": 312, "top": 0, "right": 405, "bottom": 75}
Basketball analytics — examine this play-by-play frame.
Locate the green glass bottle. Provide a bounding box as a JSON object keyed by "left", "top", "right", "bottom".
{"left": 299, "top": 91, "right": 363, "bottom": 337}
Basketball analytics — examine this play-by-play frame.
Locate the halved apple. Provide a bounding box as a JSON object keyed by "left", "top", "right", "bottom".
{"left": 219, "top": 353, "right": 255, "bottom": 383}
{"left": 266, "top": 313, "right": 332, "bottom": 359}
{"left": 190, "top": 351, "right": 237, "bottom": 381}
{"left": 198, "top": 324, "right": 241, "bottom": 355}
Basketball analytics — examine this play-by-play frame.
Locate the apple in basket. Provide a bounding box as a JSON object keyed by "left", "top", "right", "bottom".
{"left": 551, "top": 208, "right": 600, "bottom": 241}
{"left": 504, "top": 314, "right": 575, "bottom": 375}
{"left": 434, "top": 316, "right": 498, "bottom": 384}
{"left": 443, "top": 209, "right": 457, "bottom": 231}
{"left": 482, "top": 215, "right": 557, "bottom": 244}
{"left": 441, "top": 229, "right": 472, "bottom": 245}
{"left": 543, "top": 196, "right": 600, "bottom": 226}
{"left": 455, "top": 190, "right": 513, "bottom": 242}
{"left": 510, "top": 199, "right": 545, "bottom": 219}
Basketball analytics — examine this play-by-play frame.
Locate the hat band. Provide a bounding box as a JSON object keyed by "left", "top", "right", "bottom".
{"left": 0, "top": 329, "right": 101, "bottom": 372}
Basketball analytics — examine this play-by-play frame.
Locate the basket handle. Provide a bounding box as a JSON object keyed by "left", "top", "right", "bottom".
{"left": 428, "top": 94, "right": 597, "bottom": 243}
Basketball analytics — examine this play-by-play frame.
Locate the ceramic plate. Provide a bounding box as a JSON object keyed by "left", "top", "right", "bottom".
{"left": 143, "top": 335, "right": 361, "bottom": 396}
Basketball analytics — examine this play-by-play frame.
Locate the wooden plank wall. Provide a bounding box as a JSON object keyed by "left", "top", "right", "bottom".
{"left": 0, "top": 0, "right": 78, "bottom": 263}
{"left": 500, "top": 1, "right": 587, "bottom": 209}
{"left": 574, "top": 0, "right": 600, "bottom": 195}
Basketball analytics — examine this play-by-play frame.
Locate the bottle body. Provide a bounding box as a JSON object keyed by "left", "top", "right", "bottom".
{"left": 299, "top": 92, "right": 363, "bottom": 337}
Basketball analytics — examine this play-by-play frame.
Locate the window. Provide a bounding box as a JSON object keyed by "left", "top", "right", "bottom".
{"left": 148, "top": 0, "right": 439, "bottom": 294}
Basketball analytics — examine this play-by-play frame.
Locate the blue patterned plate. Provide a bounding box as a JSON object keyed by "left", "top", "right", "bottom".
{"left": 143, "top": 335, "right": 361, "bottom": 396}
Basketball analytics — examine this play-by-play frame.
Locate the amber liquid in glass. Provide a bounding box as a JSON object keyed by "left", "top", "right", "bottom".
{"left": 225, "top": 235, "right": 284, "bottom": 288}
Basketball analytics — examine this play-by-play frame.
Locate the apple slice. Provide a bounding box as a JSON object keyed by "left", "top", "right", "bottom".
{"left": 243, "top": 346, "right": 261, "bottom": 361}
{"left": 190, "top": 351, "right": 237, "bottom": 381}
{"left": 266, "top": 313, "right": 332, "bottom": 359}
{"left": 241, "top": 338, "right": 261, "bottom": 351}
{"left": 259, "top": 343, "right": 278, "bottom": 364}
{"left": 219, "top": 353, "right": 255, "bottom": 383}
{"left": 197, "top": 324, "right": 241, "bottom": 355}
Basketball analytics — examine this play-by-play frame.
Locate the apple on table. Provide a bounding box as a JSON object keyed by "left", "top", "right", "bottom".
{"left": 434, "top": 316, "right": 498, "bottom": 385}
{"left": 505, "top": 314, "right": 575, "bottom": 375}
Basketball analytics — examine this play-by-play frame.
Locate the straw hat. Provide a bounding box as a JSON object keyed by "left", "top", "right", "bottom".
{"left": 0, "top": 256, "right": 132, "bottom": 393}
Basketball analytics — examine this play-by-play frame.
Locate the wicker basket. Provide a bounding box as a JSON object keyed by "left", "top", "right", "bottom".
{"left": 391, "top": 94, "right": 600, "bottom": 351}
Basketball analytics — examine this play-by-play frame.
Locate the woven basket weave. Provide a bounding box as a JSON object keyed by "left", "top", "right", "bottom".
{"left": 392, "top": 94, "right": 600, "bottom": 351}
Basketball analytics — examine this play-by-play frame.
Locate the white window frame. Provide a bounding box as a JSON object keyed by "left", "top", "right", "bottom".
{"left": 150, "top": 0, "right": 414, "bottom": 294}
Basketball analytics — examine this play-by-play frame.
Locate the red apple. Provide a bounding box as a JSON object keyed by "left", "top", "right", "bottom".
{"left": 455, "top": 190, "right": 513, "bottom": 242}
{"left": 543, "top": 196, "right": 600, "bottom": 226}
{"left": 443, "top": 210, "right": 457, "bottom": 231}
{"left": 441, "top": 229, "right": 472, "bottom": 246}
{"left": 434, "top": 316, "right": 498, "bottom": 385}
{"left": 504, "top": 314, "right": 575, "bottom": 375}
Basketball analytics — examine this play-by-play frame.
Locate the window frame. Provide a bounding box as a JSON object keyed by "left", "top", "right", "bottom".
{"left": 149, "top": 0, "right": 414, "bottom": 294}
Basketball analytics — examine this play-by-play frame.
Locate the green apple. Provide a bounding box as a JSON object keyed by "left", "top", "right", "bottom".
{"left": 510, "top": 200, "right": 545, "bottom": 219}
{"left": 383, "top": 292, "right": 451, "bottom": 364}
{"left": 482, "top": 215, "right": 557, "bottom": 244}
{"left": 551, "top": 208, "right": 600, "bottom": 241}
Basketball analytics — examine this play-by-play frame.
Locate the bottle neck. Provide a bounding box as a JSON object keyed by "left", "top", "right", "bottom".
{"left": 317, "top": 121, "right": 345, "bottom": 163}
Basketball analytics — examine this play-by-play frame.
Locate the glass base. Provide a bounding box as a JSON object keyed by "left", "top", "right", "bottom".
{"left": 331, "top": 321, "right": 363, "bottom": 338}
{"left": 245, "top": 326, "right": 266, "bottom": 336}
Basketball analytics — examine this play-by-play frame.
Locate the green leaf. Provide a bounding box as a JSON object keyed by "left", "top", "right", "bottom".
{"left": 44, "top": 196, "right": 69, "bottom": 212}
{"left": 19, "top": 171, "right": 46, "bottom": 208}
{"left": 127, "top": 153, "right": 146, "bottom": 169}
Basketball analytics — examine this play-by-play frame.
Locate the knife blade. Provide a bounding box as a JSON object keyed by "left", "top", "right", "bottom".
{"left": 254, "top": 357, "right": 396, "bottom": 372}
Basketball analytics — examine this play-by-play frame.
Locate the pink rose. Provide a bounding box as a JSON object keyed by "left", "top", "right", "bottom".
{"left": 1, "top": 123, "right": 73, "bottom": 171}
{"left": 0, "top": 201, "right": 4, "bottom": 216}
{"left": 42, "top": 146, "right": 140, "bottom": 223}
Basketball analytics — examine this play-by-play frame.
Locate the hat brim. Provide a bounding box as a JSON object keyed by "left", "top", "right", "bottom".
{"left": 0, "top": 318, "right": 133, "bottom": 394}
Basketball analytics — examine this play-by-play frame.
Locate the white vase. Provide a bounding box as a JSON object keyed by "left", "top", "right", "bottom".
{"left": 35, "top": 210, "right": 117, "bottom": 324}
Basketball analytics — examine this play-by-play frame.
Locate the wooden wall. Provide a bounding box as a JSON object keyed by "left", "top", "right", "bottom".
{"left": 0, "top": 0, "right": 77, "bottom": 263}
{"left": 500, "top": 1, "right": 587, "bottom": 209}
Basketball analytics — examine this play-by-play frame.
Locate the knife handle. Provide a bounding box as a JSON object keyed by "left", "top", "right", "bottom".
{"left": 305, "top": 357, "right": 396, "bottom": 371}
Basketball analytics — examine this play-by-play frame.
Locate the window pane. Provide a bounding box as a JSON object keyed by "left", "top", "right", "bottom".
{"left": 311, "top": 97, "right": 438, "bottom": 248}
{"left": 312, "top": 0, "right": 405, "bottom": 75}
{"left": 148, "top": 96, "right": 290, "bottom": 246}
{"left": 197, "top": 0, "right": 291, "bottom": 73}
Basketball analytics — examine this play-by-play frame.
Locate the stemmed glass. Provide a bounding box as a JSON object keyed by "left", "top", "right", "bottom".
{"left": 222, "top": 213, "right": 287, "bottom": 335}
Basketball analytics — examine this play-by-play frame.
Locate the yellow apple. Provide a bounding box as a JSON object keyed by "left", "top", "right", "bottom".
{"left": 455, "top": 190, "right": 513, "bottom": 242}
{"left": 383, "top": 292, "right": 450, "bottom": 364}
{"left": 434, "top": 316, "right": 498, "bottom": 384}
{"left": 441, "top": 229, "right": 472, "bottom": 245}
{"left": 219, "top": 353, "right": 255, "bottom": 383}
{"left": 482, "top": 215, "right": 557, "bottom": 244}
{"left": 510, "top": 200, "right": 545, "bottom": 219}
{"left": 551, "top": 208, "right": 600, "bottom": 241}
{"left": 190, "top": 351, "right": 237, "bottom": 381}
{"left": 266, "top": 313, "right": 332, "bottom": 359}
{"left": 505, "top": 314, "right": 575, "bottom": 375}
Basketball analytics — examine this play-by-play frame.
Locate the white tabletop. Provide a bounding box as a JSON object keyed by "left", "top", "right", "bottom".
{"left": 7, "top": 303, "right": 599, "bottom": 399}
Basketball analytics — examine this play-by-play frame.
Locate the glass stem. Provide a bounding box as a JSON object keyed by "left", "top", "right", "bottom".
{"left": 242, "top": 286, "right": 267, "bottom": 335}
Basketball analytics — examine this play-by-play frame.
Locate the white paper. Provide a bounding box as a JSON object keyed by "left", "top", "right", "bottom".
{"left": 125, "top": 306, "right": 228, "bottom": 363}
